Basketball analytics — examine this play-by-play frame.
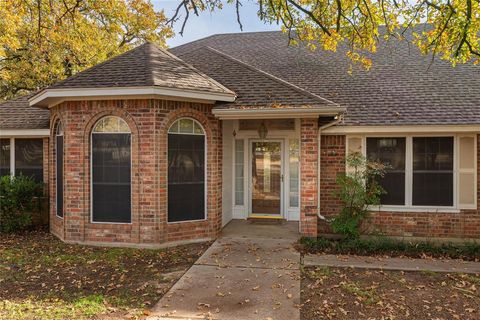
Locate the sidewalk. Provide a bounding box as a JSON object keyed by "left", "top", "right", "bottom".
{"left": 149, "top": 221, "right": 301, "bottom": 320}
{"left": 304, "top": 254, "right": 480, "bottom": 274}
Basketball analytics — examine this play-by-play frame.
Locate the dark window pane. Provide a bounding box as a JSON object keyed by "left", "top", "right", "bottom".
{"left": 92, "top": 133, "right": 131, "bottom": 223}
{"left": 0, "top": 139, "right": 10, "bottom": 177}
{"left": 15, "top": 139, "right": 43, "bottom": 182}
{"left": 412, "top": 137, "right": 454, "bottom": 206}
{"left": 168, "top": 134, "right": 205, "bottom": 222}
{"left": 56, "top": 135, "right": 64, "bottom": 217}
{"left": 367, "top": 138, "right": 406, "bottom": 205}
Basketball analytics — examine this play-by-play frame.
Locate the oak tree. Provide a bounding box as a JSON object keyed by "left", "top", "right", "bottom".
{"left": 0, "top": 0, "right": 173, "bottom": 100}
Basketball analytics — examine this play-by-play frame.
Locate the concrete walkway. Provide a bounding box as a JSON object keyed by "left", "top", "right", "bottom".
{"left": 150, "top": 220, "right": 301, "bottom": 320}
{"left": 304, "top": 254, "right": 480, "bottom": 274}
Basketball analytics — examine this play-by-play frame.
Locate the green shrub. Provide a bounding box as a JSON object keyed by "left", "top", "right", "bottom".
{"left": 299, "top": 236, "right": 480, "bottom": 260}
{"left": 0, "top": 175, "right": 44, "bottom": 233}
{"left": 331, "top": 152, "right": 386, "bottom": 239}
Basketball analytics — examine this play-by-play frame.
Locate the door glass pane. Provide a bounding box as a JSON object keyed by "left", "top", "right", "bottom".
{"left": 15, "top": 139, "right": 43, "bottom": 183}
{"left": 289, "top": 139, "right": 299, "bottom": 207}
{"left": 252, "top": 142, "right": 281, "bottom": 214}
{"left": 234, "top": 139, "right": 244, "bottom": 206}
{"left": 366, "top": 137, "right": 406, "bottom": 205}
{"left": 0, "top": 139, "right": 10, "bottom": 177}
{"left": 168, "top": 133, "right": 205, "bottom": 222}
{"left": 412, "top": 137, "right": 454, "bottom": 206}
{"left": 92, "top": 133, "right": 131, "bottom": 223}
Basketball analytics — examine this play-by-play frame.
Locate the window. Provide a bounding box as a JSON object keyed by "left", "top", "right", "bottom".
{"left": 15, "top": 139, "right": 43, "bottom": 182}
{"left": 289, "top": 139, "right": 300, "bottom": 207}
{"left": 91, "top": 116, "right": 131, "bottom": 223}
{"left": 0, "top": 139, "right": 10, "bottom": 177}
{"left": 56, "top": 122, "right": 64, "bottom": 218}
{"left": 168, "top": 118, "right": 205, "bottom": 222}
{"left": 412, "top": 137, "right": 454, "bottom": 206}
{"left": 365, "top": 136, "right": 457, "bottom": 209}
{"left": 234, "top": 139, "right": 244, "bottom": 206}
{"left": 367, "top": 138, "right": 406, "bottom": 205}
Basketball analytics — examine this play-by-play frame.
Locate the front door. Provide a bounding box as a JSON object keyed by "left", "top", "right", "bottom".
{"left": 250, "top": 141, "right": 283, "bottom": 216}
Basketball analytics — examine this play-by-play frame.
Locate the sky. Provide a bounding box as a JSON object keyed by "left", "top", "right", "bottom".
{"left": 153, "top": 0, "right": 281, "bottom": 48}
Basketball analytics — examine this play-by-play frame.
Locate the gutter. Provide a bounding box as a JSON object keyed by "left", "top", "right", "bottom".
{"left": 317, "top": 114, "right": 343, "bottom": 221}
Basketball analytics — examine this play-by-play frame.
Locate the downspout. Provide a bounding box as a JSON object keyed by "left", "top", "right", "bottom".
{"left": 317, "top": 114, "right": 343, "bottom": 220}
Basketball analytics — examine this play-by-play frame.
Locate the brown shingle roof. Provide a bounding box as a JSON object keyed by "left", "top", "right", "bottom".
{"left": 0, "top": 94, "right": 50, "bottom": 130}
{"left": 176, "top": 46, "right": 339, "bottom": 110}
{"left": 49, "top": 42, "right": 233, "bottom": 95}
{"left": 171, "top": 29, "right": 480, "bottom": 126}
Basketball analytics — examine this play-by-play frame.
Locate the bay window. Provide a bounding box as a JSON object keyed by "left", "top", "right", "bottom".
{"left": 168, "top": 118, "right": 206, "bottom": 222}
{"left": 91, "top": 116, "right": 131, "bottom": 223}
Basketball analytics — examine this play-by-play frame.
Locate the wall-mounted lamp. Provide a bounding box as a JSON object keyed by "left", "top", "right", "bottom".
{"left": 257, "top": 121, "right": 268, "bottom": 140}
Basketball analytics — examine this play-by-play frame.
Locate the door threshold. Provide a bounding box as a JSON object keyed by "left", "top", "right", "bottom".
{"left": 248, "top": 214, "right": 284, "bottom": 220}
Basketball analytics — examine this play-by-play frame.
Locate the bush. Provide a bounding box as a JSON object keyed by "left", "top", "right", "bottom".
{"left": 0, "top": 175, "right": 44, "bottom": 233}
{"left": 299, "top": 236, "right": 480, "bottom": 261}
{"left": 331, "top": 152, "right": 386, "bottom": 239}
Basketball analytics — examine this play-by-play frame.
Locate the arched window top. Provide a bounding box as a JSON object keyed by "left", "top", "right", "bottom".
{"left": 168, "top": 118, "right": 204, "bottom": 135}
{"left": 55, "top": 121, "right": 64, "bottom": 136}
{"left": 93, "top": 116, "right": 130, "bottom": 133}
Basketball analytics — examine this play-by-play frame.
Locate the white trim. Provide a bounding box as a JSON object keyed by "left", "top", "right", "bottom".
{"left": 325, "top": 125, "right": 480, "bottom": 134}
{"left": 29, "top": 86, "right": 236, "bottom": 108}
{"left": 212, "top": 107, "right": 345, "bottom": 120}
{"left": 166, "top": 117, "right": 208, "bottom": 223}
{"left": 0, "top": 129, "right": 50, "bottom": 137}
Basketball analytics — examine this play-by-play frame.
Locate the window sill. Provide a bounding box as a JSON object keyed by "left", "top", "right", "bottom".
{"left": 369, "top": 205, "right": 460, "bottom": 214}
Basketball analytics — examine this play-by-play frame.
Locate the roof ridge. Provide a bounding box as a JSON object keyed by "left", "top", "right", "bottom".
{"left": 149, "top": 43, "right": 235, "bottom": 95}
{"left": 201, "top": 46, "right": 339, "bottom": 107}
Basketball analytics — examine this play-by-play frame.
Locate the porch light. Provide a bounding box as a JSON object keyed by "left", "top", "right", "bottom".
{"left": 257, "top": 121, "right": 268, "bottom": 139}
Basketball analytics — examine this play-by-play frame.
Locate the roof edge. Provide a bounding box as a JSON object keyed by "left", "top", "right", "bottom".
{"left": 29, "top": 86, "right": 236, "bottom": 108}
{"left": 212, "top": 106, "right": 344, "bottom": 120}
{"left": 323, "top": 124, "right": 480, "bottom": 134}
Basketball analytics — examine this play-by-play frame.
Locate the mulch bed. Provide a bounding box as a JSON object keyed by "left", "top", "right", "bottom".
{"left": 301, "top": 266, "right": 480, "bottom": 320}
{"left": 0, "top": 229, "right": 211, "bottom": 319}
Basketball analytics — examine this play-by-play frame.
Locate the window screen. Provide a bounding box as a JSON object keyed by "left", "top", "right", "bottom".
{"left": 168, "top": 119, "right": 205, "bottom": 222}
{"left": 15, "top": 139, "right": 43, "bottom": 182}
{"left": 56, "top": 123, "right": 64, "bottom": 218}
{"left": 367, "top": 138, "right": 406, "bottom": 205}
{"left": 92, "top": 119, "right": 131, "bottom": 223}
{"left": 412, "top": 137, "right": 454, "bottom": 206}
{"left": 0, "top": 139, "right": 10, "bottom": 177}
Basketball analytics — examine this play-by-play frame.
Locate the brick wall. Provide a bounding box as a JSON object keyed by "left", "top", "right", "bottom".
{"left": 49, "top": 99, "right": 222, "bottom": 246}
{"left": 318, "top": 134, "right": 480, "bottom": 239}
{"left": 300, "top": 119, "right": 319, "bottom": 236}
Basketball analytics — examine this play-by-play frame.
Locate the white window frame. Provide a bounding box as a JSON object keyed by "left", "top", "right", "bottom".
{"left": 90, "top": 116, "right": 133, "bottom": 224}
{"left": 167, "top": 117, "right": 208, "bottom": 224}
{"left": 1, "top": 137, "right": 45, "bottom": 180}
{"left": 360, "top": 134, "right": 475, "bottom": 213}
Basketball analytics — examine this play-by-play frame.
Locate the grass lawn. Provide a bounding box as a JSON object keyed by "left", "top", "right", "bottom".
{"left": 0, "top": 229, "right": 211, "bottom": 320}
{"left": 301, "top": 266, "right": 480, "bottom": 320}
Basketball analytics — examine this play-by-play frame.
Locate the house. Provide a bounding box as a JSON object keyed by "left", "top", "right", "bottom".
{"left": 1, "top": 30, "right": 479, "bottom": 246}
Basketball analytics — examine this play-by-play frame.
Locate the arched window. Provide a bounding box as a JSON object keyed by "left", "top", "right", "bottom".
{"left": 91, "top": 116, "right": 131, "bottom": 223}
{"left": 168, "top": 118, "right": 206, "bottom": 222}
{"left": 55, "top": 121, "right": 64, "bottom": 218}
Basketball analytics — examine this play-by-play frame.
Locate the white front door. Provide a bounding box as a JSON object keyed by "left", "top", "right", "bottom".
{"left": 249, "top": 140, "right": 284, "bottom": 217}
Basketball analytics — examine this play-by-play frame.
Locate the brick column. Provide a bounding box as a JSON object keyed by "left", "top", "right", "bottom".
{"left": 300, "top": 118, "right": 318, "bottom": 237}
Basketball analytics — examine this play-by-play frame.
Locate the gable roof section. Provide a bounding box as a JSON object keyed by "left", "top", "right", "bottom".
{"left": 0, "top": 94, "right": 50, "bottom": 130}
{"left": 171, "top": 29, "right": 480, "bottom": 126}
{"left": 176, "top": 46, "right": 343, "bottom": 118}
{"left": 30, "top": 42, "right": 236, "bottom": 107}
